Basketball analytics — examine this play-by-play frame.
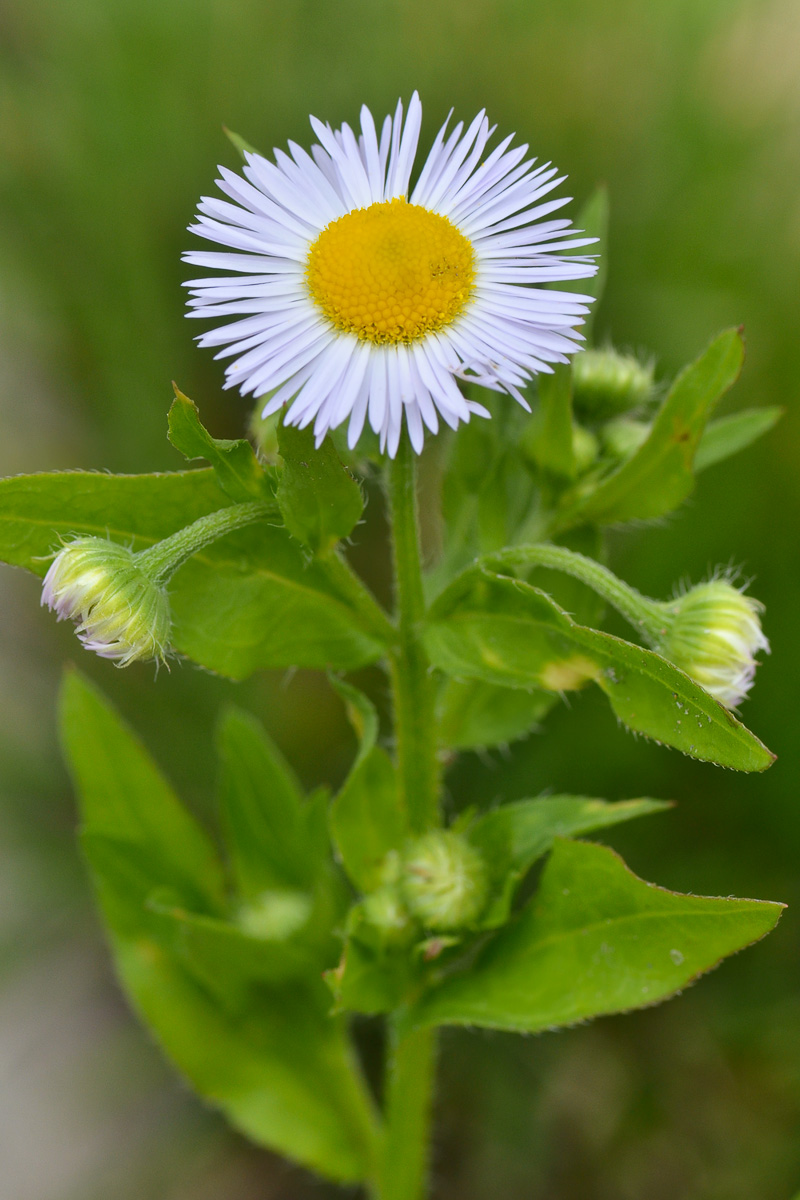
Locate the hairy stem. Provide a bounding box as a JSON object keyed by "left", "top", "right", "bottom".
{"left": 377, "top": 1022, "right": 437, "bottom": 1200}
{"left": 484, "top": 542, "right": 667, "bottom": 644}
{"left": 136, "top": 500, "right": 274, "bottom": 585}
{"left": 386, "top": 435, "right": 440, "bottom": 832}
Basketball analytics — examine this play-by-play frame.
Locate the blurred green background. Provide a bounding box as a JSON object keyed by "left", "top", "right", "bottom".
{"left": 1, "top": 0, "right": 799, "bottom": 1196}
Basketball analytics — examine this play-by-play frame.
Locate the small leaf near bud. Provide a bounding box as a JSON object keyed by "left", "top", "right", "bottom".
{"left": 655, "top": 579, "right": 769, "bottom": 708}
{"left": 41, "top": 537, "right": 171, "bottom": 666}
{"left": 573, "top": 348, "right": 654, "bottom": 420}
{"left": 601, "top": 417, "right": 652, "bottom": 460}
{"left": 400, "top": 831, "right": 489, "bottom": 932}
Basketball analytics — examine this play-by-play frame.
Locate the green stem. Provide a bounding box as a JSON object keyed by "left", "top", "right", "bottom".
{"left": 378, "top": 1021, "right": 437, "bottom": 1200}
{"left": 386, "top": 434, "right": 439, "bottom": 832}
{"left": 484, "top": 543, "right": 666, "bottom": 644}
{"left": 136, "top": 501, "right": 273, "bottom": 585}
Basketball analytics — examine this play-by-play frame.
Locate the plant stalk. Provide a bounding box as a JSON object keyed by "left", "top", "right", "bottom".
{"left": 386, "top": 435, "right": 440, "bottom": 832}
{"left": 377, "top": 1021, "right": 437, "bottom": 1200}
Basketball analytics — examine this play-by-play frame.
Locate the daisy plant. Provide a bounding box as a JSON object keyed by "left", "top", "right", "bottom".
{"left": 0, "top": 95, "right": 784, "bottom": 1199}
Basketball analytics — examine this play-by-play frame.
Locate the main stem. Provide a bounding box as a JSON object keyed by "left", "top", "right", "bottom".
{"left": 378, "top": 434, "right": 441, "bottom": 1200}
{"left": 386, "top": 434, "right": 439, "bottom": 833}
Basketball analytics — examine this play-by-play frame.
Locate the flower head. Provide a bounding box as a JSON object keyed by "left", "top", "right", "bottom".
{"left": 42, "top": 537, "right": 171, "bottom": 666}
{"left": 184, "top": 93, "right": 597, "bottom": 456}
{"left": 572, "top": 347, "right": 655, "bottom": 419}
{"left": 655, "top": 579, "right": 769, "bottom": 708}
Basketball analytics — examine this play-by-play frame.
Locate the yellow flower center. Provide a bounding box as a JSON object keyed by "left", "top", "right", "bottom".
{"left": 305, "top": 198, "right": 475, "bottom": 344}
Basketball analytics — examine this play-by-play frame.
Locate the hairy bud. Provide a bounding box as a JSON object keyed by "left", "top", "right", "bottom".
{"left": 400, "top": 831, "right": 488, "bottom": 931}
{"left": 42, "top": 537, "right": 171, "bottom": 666}
{"left": 655, "top": 579, "right": 769, "bottom": 708}
{"left": 573, "top": 348, "right": 654, "bottom": 419}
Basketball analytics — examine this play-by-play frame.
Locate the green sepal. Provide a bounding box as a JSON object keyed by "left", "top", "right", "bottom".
{"left": 409, "top": 838, "right": 784, "bottom": 1032}
{"left": 329, "top": 679, "right": 408, "bottom": 893}
{"left": 468, "top": 794, "right": 669, "bottom": 926}
{"left": 557, "top": 327, "right": 745, "bottom": 527}
{"left": 61, "top": 671, "right": 379, "bottom": 1184}
{"left": 694, "top": 406, "right": 783, "bottom": 472}
{"left": 425, "top": 569, "right": 774, "bottom": 771}
{"left": 277, "top": 421, "right": 364, "bottom": 555}
{"left": 168, "top": 385, "right": 273, "bottom": 503}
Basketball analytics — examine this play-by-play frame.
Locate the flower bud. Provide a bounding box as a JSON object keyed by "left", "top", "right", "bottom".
{"left": 655, "top": 580, "right": 769, "bottom": 708}
{"left": 237, "top": 889, "right": 312, "bottom": 941}
{"left": 601, "top": 417, "right": 651, "bottom": 460}
{"left": 573, "top": 348, "right": 654, "bottom": 419}
{"left": 361, "top": 884, "right": 413, "bottom": 945}
{"left": 42, "top": 537, "right": 171, "bottom": 666}
{"left": 400, "top": 831, "right": 488, "bottom": 931}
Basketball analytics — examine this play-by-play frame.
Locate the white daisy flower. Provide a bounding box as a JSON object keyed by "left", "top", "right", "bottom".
{"left": 184, "top": 93, "right": 598, "bottom": 457}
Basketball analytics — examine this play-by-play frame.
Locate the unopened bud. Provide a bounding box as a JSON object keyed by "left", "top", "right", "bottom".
{"left": 361, "top": 884, "right": 412, "bottom": 945}
{"left": 601, "top": 417, "right": 651, "bottom": 460}
{"left": 42, "top": 537, "right": 170, "bottom": 666}
{"left": 237, "top": 889, "right": 312, "bottom": 941}
{"left": 400, "top": 831, "right": 488, "bottom": 931}
{"left": 573, "top": 348, "right": 654, "bottom": 419}
{"left": 571, "top": 424, "right": 599, "bottom": 474}
{"left": 655, "top": 579, "right": 769, "bottom": 708}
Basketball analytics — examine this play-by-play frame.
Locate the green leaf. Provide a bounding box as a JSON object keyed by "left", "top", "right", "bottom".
{"left": 146, "top": 894, "right": 322, "bottom": 1002}
{"left": 558, "top": 327, "right": 745, "bottom": 526}
{"left": 277, "top": 422, "right": 364, "bottom": 555}
{"left": 329, "top": 676, "right": 380, "bottom": 770}
{"left": 326, "top": 928, "right": 412, "bottom": 1016}
{"left": 0, "top": 466, "right": 230, "bottom": 574}
{"left": 168, "top": 386, "right": 271, "bottom": 503}
{"left": 0, "top": 468, "right": 385, "bottom": 675}
{"left": 329, "top": 680, "right": 407, "bottom": 893}
{"left": 436, "top": 677, "right": 557, "bottom": 751}
{"left": 468, "top": 795, "right": 669, "bottom": 926}
{"left": 217, "top": 707, "right": 310, "bottom": 897}
{"left": 64, "top": 676, "right": 378, "bottom": 1183}
{"left": 410, "top": 838, "right": 783, "bottom": 1032}
{"left": 524, "top": 364, "right": 576, "bottom": 479}
{"left": 694, "top": 406, "right": 783, "bottom": 472}
{"left": 424, "top": 570, "right": 774, "bottom": 771}
{"left": 223, "top": 125, "right": 260, "bottom": 159}
{"left": 60, "top": 669, "right": 224, "bottom": 910}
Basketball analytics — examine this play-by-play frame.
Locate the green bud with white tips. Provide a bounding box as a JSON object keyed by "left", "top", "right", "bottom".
{"left": 653, "top": 579, "right": 769, "bottom": 708}
{"left": 42, "top": 538, "right": 171, "bottom": 666}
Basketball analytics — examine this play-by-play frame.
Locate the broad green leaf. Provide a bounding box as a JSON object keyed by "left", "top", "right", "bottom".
{"left": 216, "top": 707, "right": 310, "bottom": 897}
{"left": 169, "top": 523, "right": 387, "bottom": 675}
{"left": 168, "top": 386, "right": 271, "bottom": 503}
{"left": 0, "top": 468, "right": 385, "bottom": 674}
{"left": 524, "top": 364, "right": 576, "bottom": 479}
{"left": 147, "top": 895, "right": 322, "bottom": 1003}
{"left": 60, "top": 669, "right": 223, "bottom": 909}
{"left": 0, "top": 466, "right": 230, "bottom": 573}
{"left": 329, "top": 680, "right": 407, "bottom": 892}
{"left": 424, "top": 570, "right": 774, "bottom": 771}
{"left": 694, "top": 406, "right": 783, "bottom": 472}
{"left": 65, "top": 680, "right": 378, "bottom": 1182}
{"left": 277, "top": 422, "right": 364, "bottom": 555}
{"left": 468, "top": 795, "right": 669, "bottom": 926}
{"left": 411, "top": 838, "right": 783, "bottom": 1032}
{"left": 92, "top": 846, "right": 378, "bottom": 1181}
{"left": 557, "top": 328, "right": 745, "bottom": 526}
{"left": 436, "top": 677, "right": 557, "bottom": 751}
